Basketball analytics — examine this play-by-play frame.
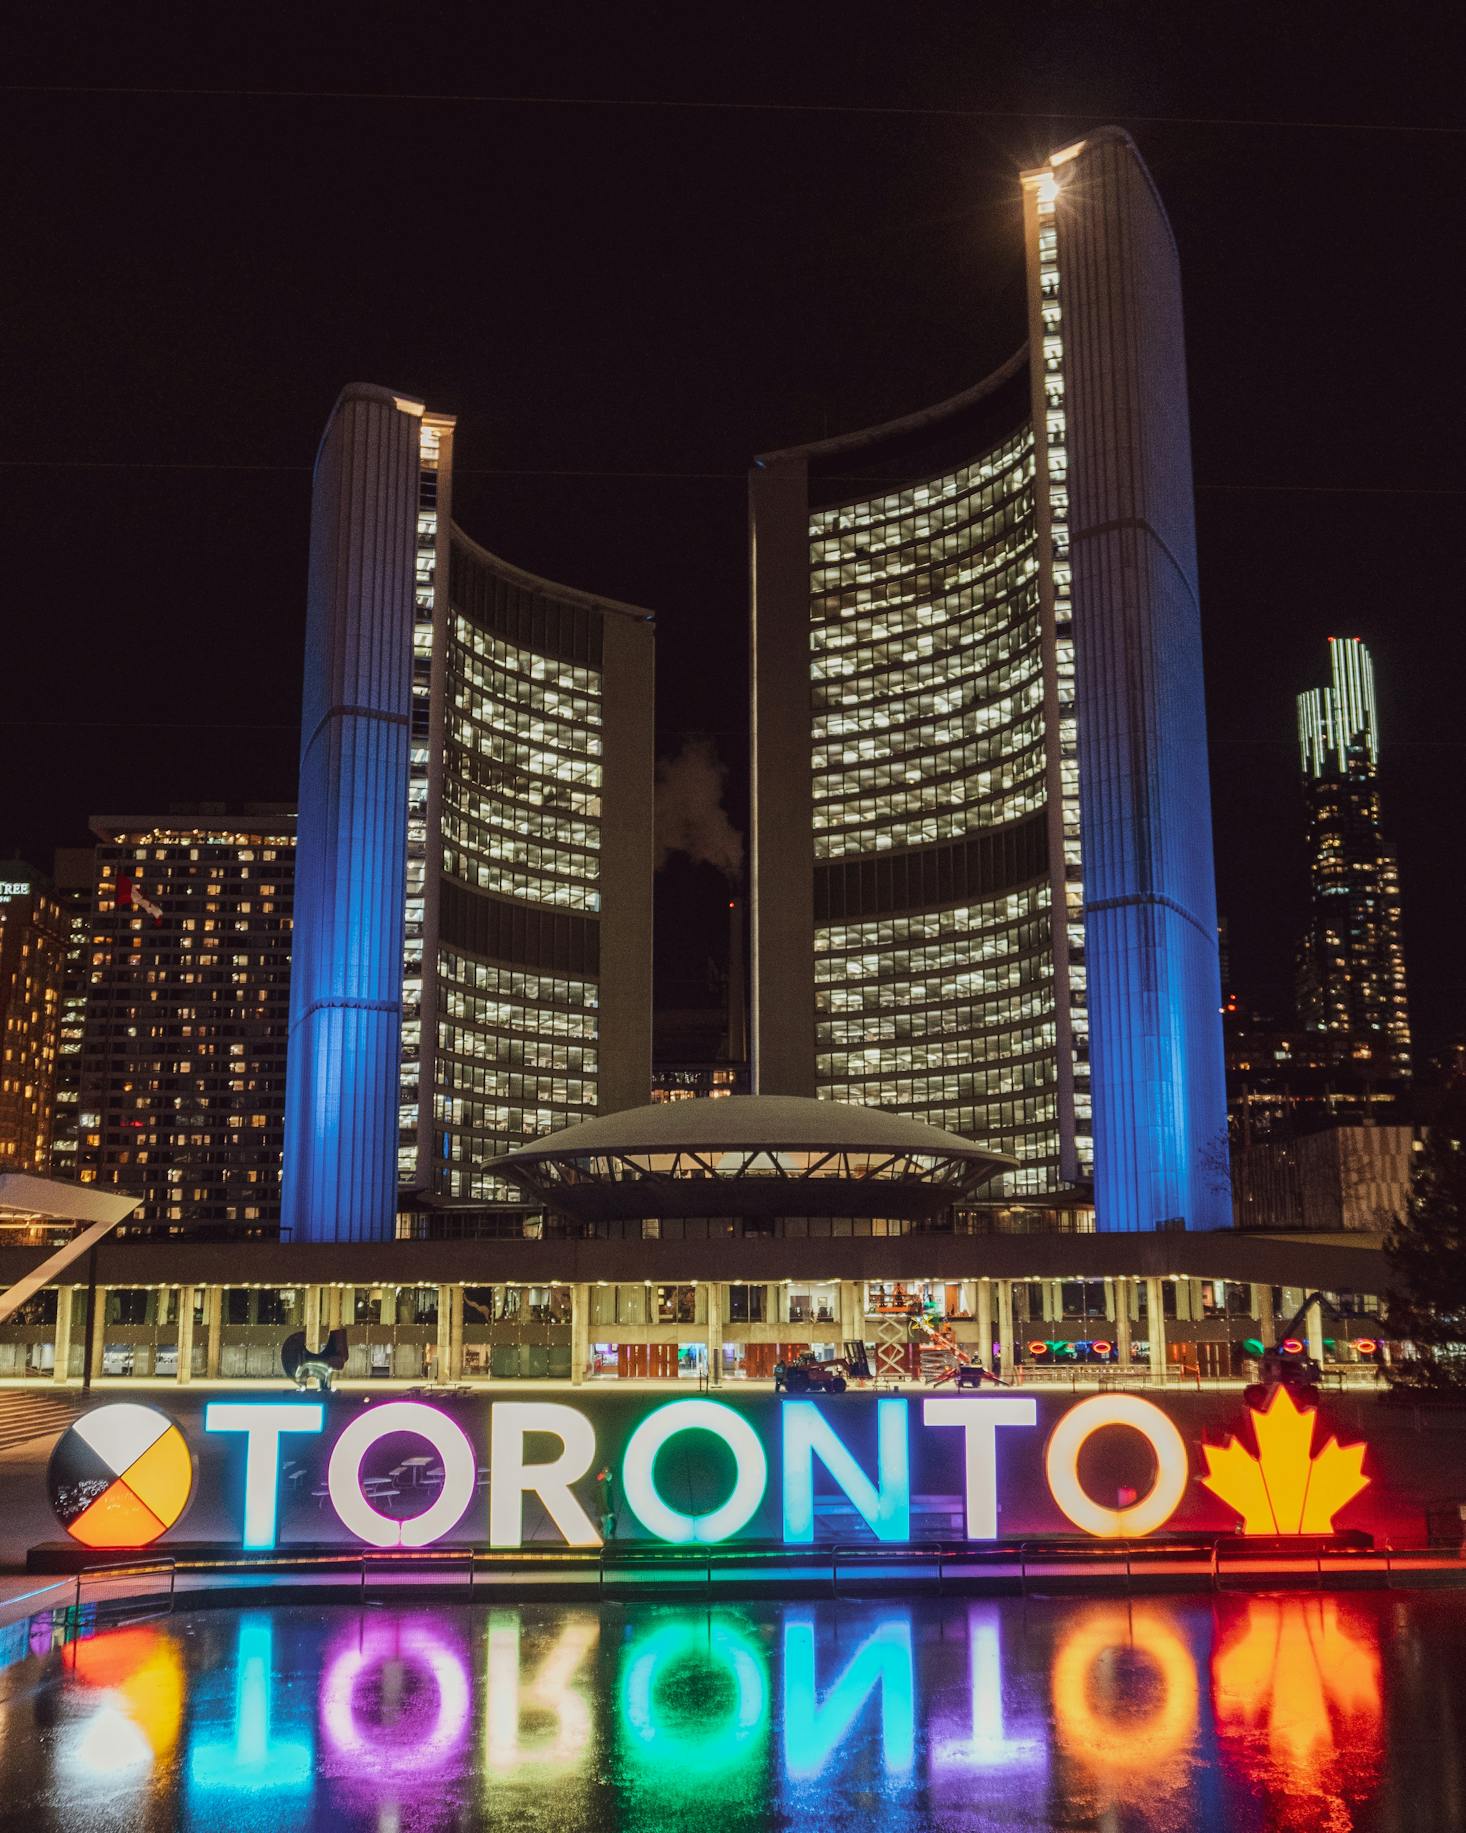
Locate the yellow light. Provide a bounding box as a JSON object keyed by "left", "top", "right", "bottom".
{"left": 1035, "top": 173, "right": 1060, "bottom": 207}
{"left": 1044, "top": 1394, "right": 1189, "bottom": 1537}
{"left": 1200, "top": 1385, "right": 1369, "bottom": 1535}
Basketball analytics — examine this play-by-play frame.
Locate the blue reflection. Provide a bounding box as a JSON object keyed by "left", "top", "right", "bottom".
{"left": 783, "top": 1612, "right": 914, "bottom": 1780}
{"left": 188, "top": 1616, "right": 313, "bottom": 1794}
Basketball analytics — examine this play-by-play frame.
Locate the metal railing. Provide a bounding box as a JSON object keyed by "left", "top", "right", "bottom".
{"left": 73, "top": 1556, "right": 177, "bottom": 1618}
{"left": 16, "top": 1533, "right": 1461, "bottom": 1619}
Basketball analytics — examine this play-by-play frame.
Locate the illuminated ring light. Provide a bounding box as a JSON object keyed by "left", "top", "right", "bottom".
{"left": 321, "top": 1623, "right": 470, "bottom": 1773}
{"left": 1044, "top": 1395, "right": 1190, "bottom": 1538}
{"left": 621, "top": 1621, "right": 766, "bottom": 1769}
{"left": 326, "top": 1402, "right": 476, "bottom": 1547}
{"left": 1280, "top": 1338, "right": 1305, "bottom": 1355}
{"left": 621, "top": 1399, "right": 767, "bottom": 1543}
{"left": 1051, "top": 1606, "right": 1198, "bottom": 1773}
{"left": 1354, "top": 1339, "right": 1378, "bottom": 1355}
{"left": 48, "top": 1404, "right": 193, "bottom": 1548}
{"left": 1027, "top": 1341, "right": 1050, "bottom": 1358}
{"left": 1090, "top": 1340, "right": 1113, "bottom": 1358}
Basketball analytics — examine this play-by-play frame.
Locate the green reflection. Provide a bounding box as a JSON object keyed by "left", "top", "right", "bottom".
{"left": 618, "top": 1614, "right": 769, "bottom": 1783}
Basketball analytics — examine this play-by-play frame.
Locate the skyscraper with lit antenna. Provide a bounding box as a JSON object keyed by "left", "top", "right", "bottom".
{"left": 1296, "top": 637, "right": 1410, "bottom": 1081}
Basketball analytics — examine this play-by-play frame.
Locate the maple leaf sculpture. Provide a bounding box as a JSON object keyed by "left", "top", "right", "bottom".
{"left": 1200, "top": 1386, "right": 1369, "bottom": 1535}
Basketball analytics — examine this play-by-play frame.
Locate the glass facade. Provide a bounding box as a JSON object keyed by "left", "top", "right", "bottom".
{"left": 434, "top": 950, "right": 599, "bottom": 1200}
{"left": 809, "top": 430, "right": 1044, "bottom": 857}
{"left": 804, "top": 426, "right": 1081, "bottom": 1195}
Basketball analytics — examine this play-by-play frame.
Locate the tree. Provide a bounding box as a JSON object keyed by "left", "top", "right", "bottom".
{"left": 1383, "top": 1097, "right": 1466, "bottom": 1392}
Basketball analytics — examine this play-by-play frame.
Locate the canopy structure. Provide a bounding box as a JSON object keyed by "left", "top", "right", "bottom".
{"left": 486, "top": 1095, "right": 1014, "bottom": 1223}
{"left": 0, "top": 1174, "right": 140, "bottom": 1323}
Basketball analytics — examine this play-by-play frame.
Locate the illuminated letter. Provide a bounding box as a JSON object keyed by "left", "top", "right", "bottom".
{"left": 922, "top": 1397, "right": 1037, "bottom": 1539}
{"left": 783, "top": 1614, "right": 913, "bottom": 1779}
{"left": 782, "top": 1399, "right": 909, "bottom": 1543}
{"left": 489, "top": 1403, "right": 600, "bottom": 1548}
{"left": 205, "top": 1401, "right": 324, "bottom": 1550}
{"left": 621, "top": 1399, "right": 767, "bottom": 1544}
{"left": 1044, "top": 1395, "right": 1189, "bottom": 1538}
{"left": 326, "top": 1402, "right": 475, "bottom": 1548}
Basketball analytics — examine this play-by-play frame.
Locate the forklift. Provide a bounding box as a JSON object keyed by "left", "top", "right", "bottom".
{"left": 773, "top": 1350, "right": 851, "bottom": 1395}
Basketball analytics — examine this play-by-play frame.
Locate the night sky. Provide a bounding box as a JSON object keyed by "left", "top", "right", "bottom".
{"left": 7, "top": 5, "right": 1464, "bottom": 1052}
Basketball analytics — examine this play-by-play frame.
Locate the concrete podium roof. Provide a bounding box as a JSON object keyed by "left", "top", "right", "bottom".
{"left": 486, "top": 1095, "right": 1014, "bottom": 1222}
{"left": 490, "top": 1095, "right": 1014, "bottom": 1164}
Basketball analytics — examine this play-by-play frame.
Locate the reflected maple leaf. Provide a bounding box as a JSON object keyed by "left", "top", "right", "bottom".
{"left": 1213, "top": 1596, "right": 1381, "bottom": 1778}
{"left": 1200, "top": 1385, "right": 1368, "bottom": 1534}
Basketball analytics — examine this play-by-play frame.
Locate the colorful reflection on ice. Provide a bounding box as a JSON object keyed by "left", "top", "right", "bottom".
{"left": 1213, "top": 1594, "right": 1383, "bottom": 1817}
{"left": 320, "top": 1617, "right": 471, "bottom": 1776}
{"left": 0, "top": 1589, "right": 1443, "bottom": 1829}
{"left": 188, "top": 1617, "right": 313, "bottom": 1795}
{"left": 61, "top": 1624, "right": 184, "bottom": 1790}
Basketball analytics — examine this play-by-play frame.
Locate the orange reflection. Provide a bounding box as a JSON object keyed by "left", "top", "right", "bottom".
{"left": 1051, "top": 1604, "right": 1198, "bottom": 1789}
{"left": 1212, "top": 1597, "right": 1381, "bottom": 1794}
{"left": 66, "top": 1626, "right": 185, "bottom": 1778}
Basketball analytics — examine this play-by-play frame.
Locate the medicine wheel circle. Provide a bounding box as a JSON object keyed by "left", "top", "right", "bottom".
{"left": 48, "top": 1403, "right": 194, "bottom": 1547}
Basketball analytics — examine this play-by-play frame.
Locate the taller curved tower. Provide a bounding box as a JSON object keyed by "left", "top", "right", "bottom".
{"left": 750, "top": 129, "right": 1227, "bottom": 1230}
{"left": 284, "top": 385, "right": 654, "bottom": 1243}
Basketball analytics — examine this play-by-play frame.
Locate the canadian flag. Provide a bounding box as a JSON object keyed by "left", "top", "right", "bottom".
{"left": 117, "top": 875, "right": 164, "bottom": 925}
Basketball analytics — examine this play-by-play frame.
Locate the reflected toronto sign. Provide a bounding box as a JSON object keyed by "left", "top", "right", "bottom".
{"left": 48, "top": 1387, "right": 1372, "bottom": 1553}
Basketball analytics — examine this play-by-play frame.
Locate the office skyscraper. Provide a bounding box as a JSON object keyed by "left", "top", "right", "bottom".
{"left": 283, "top": 385, "right": 654, "bottom": 1245}
{"left": 48, "top": 846, "right": 95, "bottom": 1182}
{"left": 1296, "top": 638, "right": 1409, "bottom": 1080}
{"left": 749, "top": 128, "right": 1228, "bottom": 1231}
{"left": 0, "top": 863, "right": 65, "bottom": 1172}
{"left": 76, "top": 811, "right": 295, "bottom": 1232}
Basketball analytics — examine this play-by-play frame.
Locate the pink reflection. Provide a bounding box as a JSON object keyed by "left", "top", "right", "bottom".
{"left": 320, "top": 1618, "right": 470, "bottom": 1778}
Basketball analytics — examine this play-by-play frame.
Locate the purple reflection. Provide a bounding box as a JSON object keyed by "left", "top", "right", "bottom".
{"left": 930, "top": 1605, "right": 1046, "bottom": 1775}
{"left": 320, "top": 1617, "right": 470, "bottom": 1778}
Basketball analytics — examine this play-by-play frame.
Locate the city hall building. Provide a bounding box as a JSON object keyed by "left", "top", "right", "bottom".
{"left": 750, "top": 127, "right": 1227, "bottom": 1231}
{"left": 0, "top": 133, "right": 1393, "bottom": 1397}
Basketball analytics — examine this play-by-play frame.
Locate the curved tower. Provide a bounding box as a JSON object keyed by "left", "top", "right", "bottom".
{"left": 750, "top": 129, "right": 1227, "bottom": 1230}
{"left": 284, "top": 385, "right": 654, "bottom": 1243}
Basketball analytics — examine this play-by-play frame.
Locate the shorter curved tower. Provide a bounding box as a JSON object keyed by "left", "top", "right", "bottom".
{"left": 283, "top": 386, "right": 654, "bottom": 1243}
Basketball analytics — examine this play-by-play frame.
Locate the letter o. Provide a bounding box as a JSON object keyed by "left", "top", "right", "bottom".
{"left": 1044, "top": 1394, "right": 1189, "bottom": 1537}
{"left": 621, "top": 1400, "right": 767, "bottom": 1543}
{"left": 327, "top": 1401, "right": 476, "bottom": 1547}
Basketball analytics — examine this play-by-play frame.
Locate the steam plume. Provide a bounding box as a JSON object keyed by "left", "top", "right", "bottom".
{"left": 654, "top": 737, "right": 744, "bottom": 881}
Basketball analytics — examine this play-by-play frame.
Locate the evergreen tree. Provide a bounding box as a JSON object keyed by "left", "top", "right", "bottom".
{"left": 1384, "top": 1096, "right": 1466, "bottom": 1392}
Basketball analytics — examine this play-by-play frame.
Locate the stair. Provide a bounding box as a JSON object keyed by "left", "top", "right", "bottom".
{"left": 0, "top": 1388, "right": 84, "bottom": 1455}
